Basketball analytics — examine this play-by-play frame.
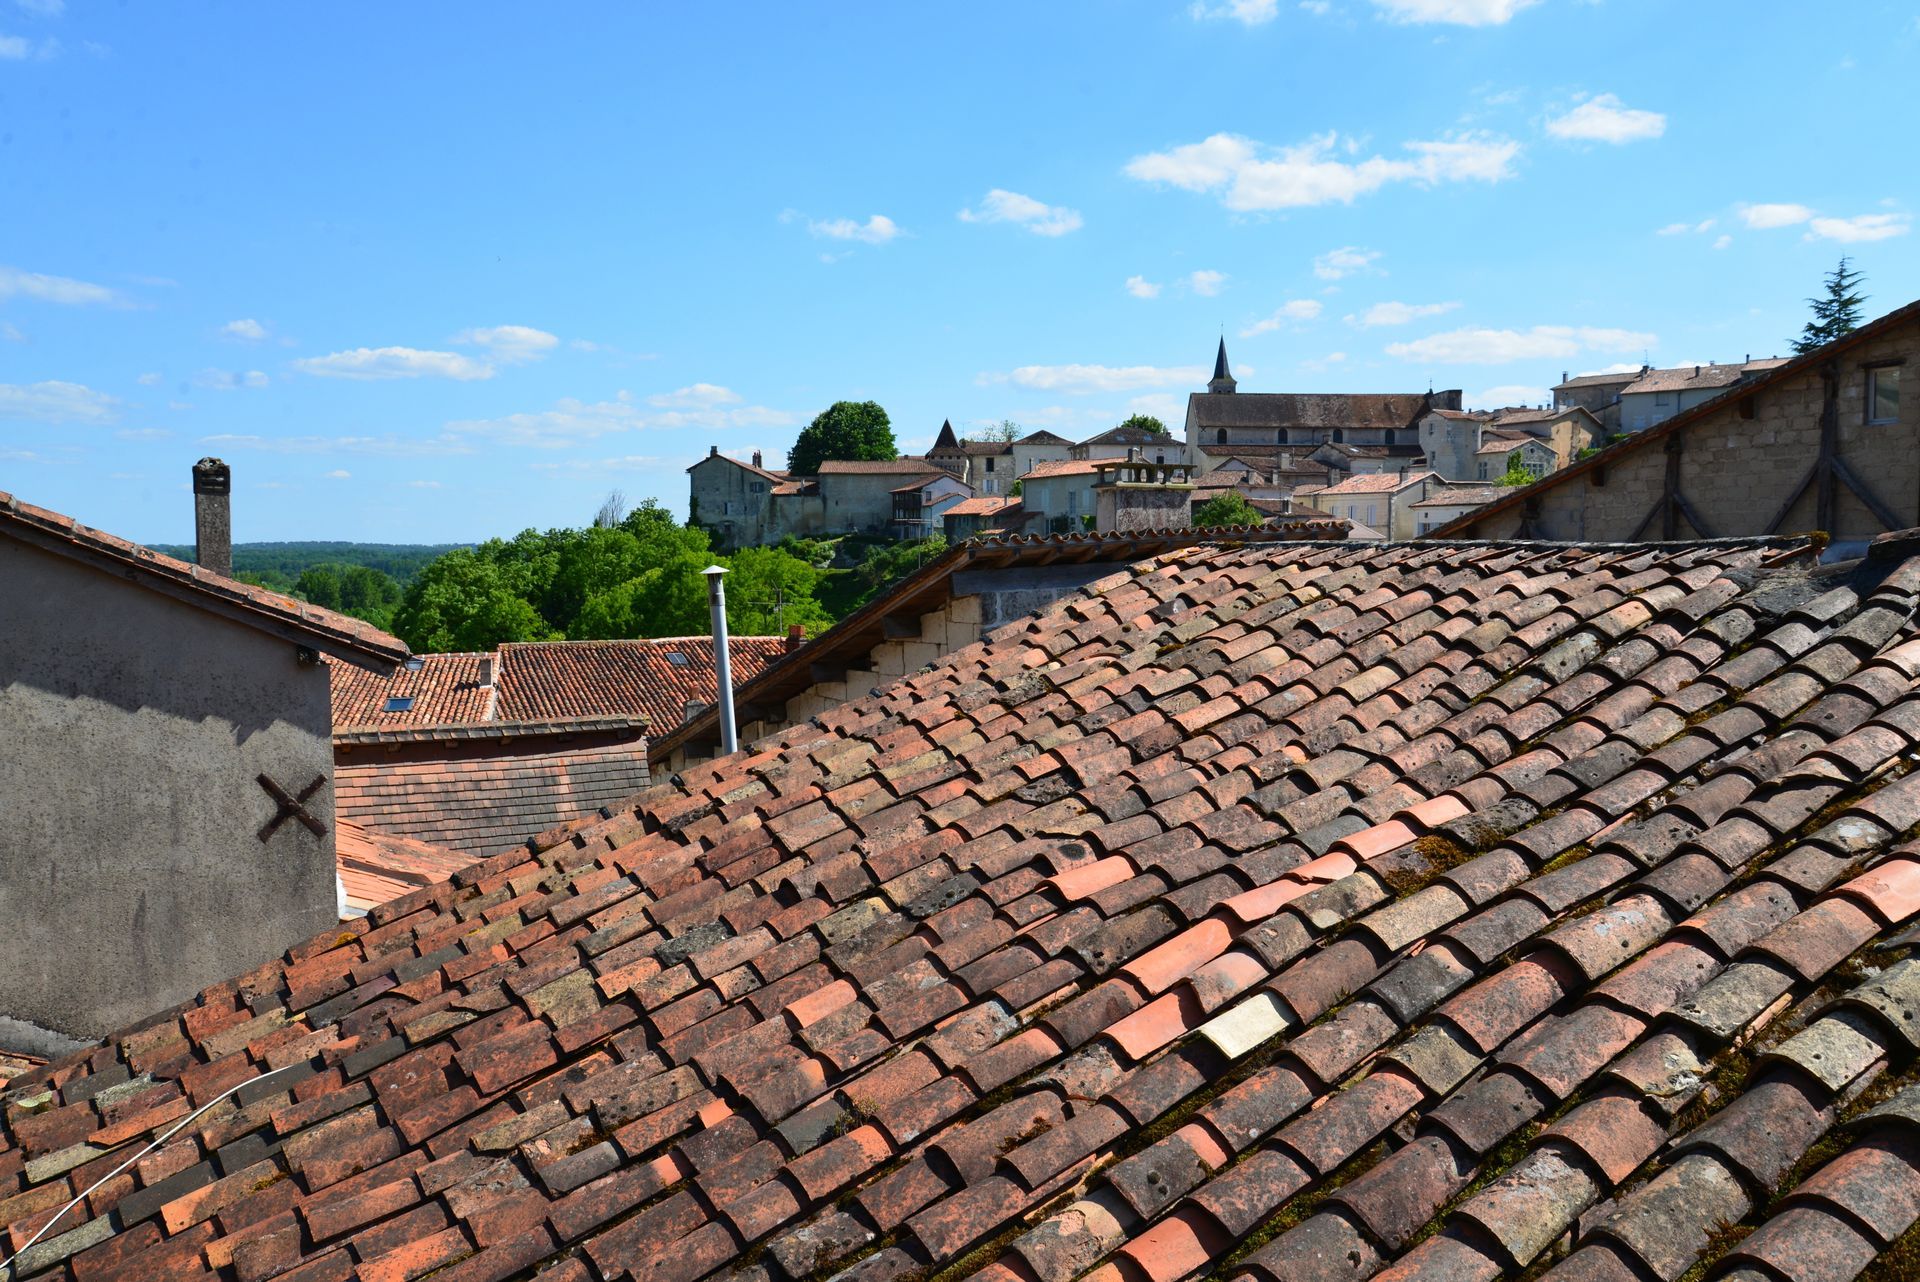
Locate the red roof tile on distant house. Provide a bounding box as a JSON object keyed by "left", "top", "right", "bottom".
{"left": 335, "top": 819, "right": 475, "bottom": 916}
{"left": 330, "top": 651, "right": 495, "bottom": 728}
{"left": 0, "top": 488, "right": 407, "bottom": 670}
{"left": 1022, "top": 458, "right": 1105, "bottom": 478}
{"left": 32, "top": 531, "right": 1920, "bottom": 1282}
{"left": 497, "top": 636, "right": 788, "bottom": 727}
{"left": 1314, "top": 469, "right": 1438, "bottom": 495}
{"left": 944, "top": 495, "right": 1019, "bottom": 517}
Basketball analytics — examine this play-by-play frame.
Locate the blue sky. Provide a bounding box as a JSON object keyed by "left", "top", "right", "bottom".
{"left": 3, "top": 1, "right": 1917, "bottom": 544}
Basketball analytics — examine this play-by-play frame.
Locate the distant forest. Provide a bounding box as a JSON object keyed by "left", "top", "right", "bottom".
{"left": 149, "top": 542, "right": 466, "bottom": 591}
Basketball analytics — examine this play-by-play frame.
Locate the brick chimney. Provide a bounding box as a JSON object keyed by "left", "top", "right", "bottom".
{"left": 786, "top": 624, "right": 804, "bottom": 652}
{"left": 192, "top": 457, "right": 232, "bottom": 578}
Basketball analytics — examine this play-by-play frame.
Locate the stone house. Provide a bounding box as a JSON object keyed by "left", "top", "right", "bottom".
{"left": 1485, "top": 404, "right": 1600, "bottom": 467}
{"left": 0, "top": 479, "right": 407, "bottom": 1045}
{"left": 1018, "top": 459, "right": 1103, "bottom": 531}
{"left": 1617, "top": 359, "right": 1784, "bottom": 433}
{"left": 924, "top": 420, "right": 969, "bottom": 478}
{"left": 1552, "top": 366, "right": 1643, "bottom": 432}
{"left": 1070, "top": 424, "right": 1173, "bottom": 461}
{"left": 961, "top": 440, "right": 1013, "bottom": 495}
{"left": 1433, "top": 298, "right": 1916, "bottom": 558}
{"left": 1009, "top": 429, "right": 1076, "bottom": 478}
{"left": 1473, "top": 434, "right": 1557, "bottom": 482}
{"left": 942, "top": 495, "right": 1026, "bottom": 541}
{"left": 889, "top": 472, "right": 974, "bottom": 540}
{"left": 686, "top": 447, "right": 785, "bottom": 551}
{"left": 1408, "top": 483, "right": 1503, "bottom": 535}
{"left": 1417, "top": 408, "right": 1489, "bottom": 481}
{"left": 816, "top": 459, "right": 945, "bottom": 534}
{"left": 1183, "top": 338, "right": 1449, "bottom": 465}
{"left": 1302, "top": 469, "right": 1438, "bottom": 541}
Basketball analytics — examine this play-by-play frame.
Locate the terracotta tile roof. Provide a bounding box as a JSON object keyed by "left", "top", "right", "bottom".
{"left": 1623, "top": 364, "right": 1752, "bottom": 395}
{"left": 945, "top": 496, "right": 1020, "bottom": 517}
{"left": 1315, "top": 470, "right": 1438, "bottom": 496}
{"left": 330, "top": 639, "right": 789, "bottom": 737}
{"left": 817, "top": 459, "right": 946, "bottom": 476}
{"left": 335, "top": 820, "right": 476, "bottom": 917}
{"left": 0, "top": 488, "right": 408, "bottom": 670}
{"left": 334, "top": 733, "right": 652, "bottom": 855}
{"left": 1410, "top": 485, "right": 1505, "bottom": 507}
{"left": 497, "top": 638, "right": 788, "bottom": 727}
{"left": 1023, "top": 459, "right": 1105, "bottom": 479}
{"left": 1431, "top": 408, "right": 1490, "bottom": 422}
{"left": 1018, "top": 430, "right": 1074, "bottom": 445}
{"left": 35, "top": 532, "right": 1920, "bottom": 1282}
{"left": 1080, "top": 425, "right": 1169, "bottom": 446}
{"left": 1191, "top": 392, "right": 1427, "bottom": 430}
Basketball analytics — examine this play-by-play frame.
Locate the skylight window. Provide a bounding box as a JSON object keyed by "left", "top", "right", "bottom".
{"left": 666, "top": 652, "right": 690, "bottom": 667}
{"left": 403, "top": 657, "right": 425, "bottom": 672}
{"left": 384, "top": 696, "right": 415, "bottom": 712}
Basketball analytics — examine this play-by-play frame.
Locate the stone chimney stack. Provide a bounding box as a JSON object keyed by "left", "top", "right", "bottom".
{"left": 192, "top": 457, "right": 232, "bottom": 578}
{"left": 753, "top": 450, "right": 764, "bottom": 469}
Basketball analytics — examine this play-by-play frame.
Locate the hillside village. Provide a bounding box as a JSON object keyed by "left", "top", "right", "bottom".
{"left": 11, "top": 3, "right": 1920, "bottom": 1278}
{"left": 692, "top": 339, "right": 1795, "bottom": 548}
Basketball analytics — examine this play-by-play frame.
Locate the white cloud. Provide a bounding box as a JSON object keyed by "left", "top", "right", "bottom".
{"left": 646, "top": 383, "right": 742, "bottom": 409}
{"left": 1127, "top": 392, "right": 1186, "bottom": 422}
{"left": 453, "top": 324, "right": 559, "bottom": 365}
{"left": 16, "top": 0, "right": 65, "bottom": 15}
{"left": 979, "top": 364, "right": 1209, "bottom": 394}
{"left": 1371, "top": 0, "right": 1540, "bottom": 23}
{"left": 222, "top": 318, "right": 268, "bottom": 341}
{"left": 324, "top": 469, "right": 351, "bottom": 479}
{"left": 1739, "top": 202, "right": 1814, "bottom": 229}
{"left": 1351, "top": 300, "right": 1461, "bottom": 326}
{"left": 192, "top": 368, "right": 270, "bottom": 391}
{"left": 0, "top": 321, "right": 22, "bottom": 342}
{"left": 0, "top": 265, "right": 123, "bottom": 306}
{"left": 1189, "top": 270, "right": 1228, "bottom": 297}
{"left": 1472, "top": 384, "right": 1551, "bottom": 407}
{"left": 1125, "top": 275, "right": 1162, "bottom": 300}
{"left": 1189, "top": 0, "right": 1280, "bottom": 23}
{"left": 1387, "top": 325, "right": 1654, "bottom": 364}
{"left": 136, "top": 372, "right": 163, "bottom": 386}
{"left": 407, "top": 480, "right": 443, "bottom": 489}
{"left": 529, "top": 454, "right": 672, "bottom": 476}
{"left": 1712, "top": 234, "right": 1732, "bottom": 250}
{"left": 1126, "top": 130, "right": 1519, "bottom": 212}
{"left": 1301, "top": 351, "right": 1348, "bottom": 372}
{"left": 0, "top": 379, "right": 118, "bottom": 424}
{"left": 0, "top": 34, "right": 29, "bottom": 58}
{"left": 807, "top": 215, "right": 901, "bottom": 244}
{"left": 1313, "top": 246, "right": 1382, "bottom": 279}
{"left": 1545, "top": 94, "right": 1666, "bottom": 144}
{"left": 1807, "top": 213, "right": 1911, "bottom": 243}
{"left": 294, "top": 346, "right": 495, "bottom": 381}
{"left": 447, "top": 389, "right": 802, "bottom": 446}
{"left": 1241, "top": 299, "right": 1324, "bottom": 336}
{"left": 1657, "top": 219, "right": 1717, "bottom": 236}
{"left": 957, "top": 189, "right": 1084, "bottom": 236}
{"left": 116, "top": 427, "right": 170, "bottom": 441}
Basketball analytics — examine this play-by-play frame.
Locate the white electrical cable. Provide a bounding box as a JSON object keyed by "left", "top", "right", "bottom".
{"left": 0, "top": 1061, "right": 303, "bottom": 1278}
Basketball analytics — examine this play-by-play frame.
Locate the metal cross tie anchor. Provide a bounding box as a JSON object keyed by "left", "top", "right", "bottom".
{"left": 256, "top": 773, "right": 329, "bottom": 842}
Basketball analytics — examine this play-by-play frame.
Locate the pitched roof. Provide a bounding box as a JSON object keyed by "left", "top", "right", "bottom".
{"left": 1434, "top": 297, "right": 1920, "bottom": 538}
{"left": 334, "top": 732, "right": 652, "bottom": 855}
{"left": 37, "top": 533, "right": 1920, "bottom": 1282}
{"left": 0, "top": 488, "right": 407, "bottom": 670}
{"left": 1430, "top": 408, "right": 1490, "bottom": 422}
{"left": 1475, "top": 435, "right": 1551, "bottom": 458}
{"left": 1314, "top": 469, "right": 1438, "bottom": 495}
{"left": 1410, "top": 484, "right": 1505, "bottom": 507}
{"left": 329, "top": 638, "right": 791, "bottom": 737}
{"left": 962, "top": 440, "right": 1013, "bottom": 456}
{"left": 932, "top": 420, "right": 961, "bottom": 451}
{"left": 1554, "top": 367, "right": 1645, "bottom": 391}
{"left": 1023, "top": 459, "right": 1105, "bottom": 479}
{"left": 817, "top": 459, "right": 946, "bottom": 476}
{"left": 335, "top": 820, "right": 476, "bottom": 917}
{"left": 1190, "top": 391, "right": 1427, "bottom": 430}
{"left": 688, "top": 452, "right": 787, "bottom": 483}
{"left": 1622, "top": 364, "right": 1752, "bottom": 395}
{"left": 1081, "top": 425, "right": 1167, "bottom": 446}
{"left": 1017, "top": 429, "right": 1074, "bottom": 446}
{"left": 945, "top": 495, "right": 1020, "bottom": 517}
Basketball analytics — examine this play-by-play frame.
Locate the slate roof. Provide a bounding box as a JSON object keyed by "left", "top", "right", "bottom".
{"left": 25, "top": 534, "right": 1920, "bottom": 1282}
{"left": 963, "top": 442, "right": 1014, "bottom": 457}
{"left": 1018, "top": 431, "right": 1075, "bottom": 447}
{"left": 1190, "top": 393, "right": 1426, "bottom": 431}
{"left": 330, "top": 639, "right": 791, "bottom": 737}
{"left": 1080, "top": 427, "right": 1168, "bottom": 447}
{"left": 1554, "top": 369, "right": 1645, "bottom": 392}
{"left": 0, "top": 488, "right": 408, "bottom": 670}
{"left": 1623, "top": 365, "right": 1752, "bottom": 396}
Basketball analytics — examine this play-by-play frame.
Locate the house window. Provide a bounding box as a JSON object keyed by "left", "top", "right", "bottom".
{"left": 1333, "top": 429, "right": 1345, "bottom": 444}
{"left": 985, "top": 457, "right": 995, "bottom": 472}
{"left": 984, "top": 478, "right": 997, "bottom": 495}
{"left": 1869, "top": 366, "right": 1901, "bottom": 424}
{"left": 383, "top": 696, "right": 414, "bottom": 713}
{"left": 1478, "top": 461, "right": 1490, "bottom": 480}
{"left": 1216, "top": 428, "right": 1227, "bottom": 445}
{"left": 1383, "top": 429, "right": 1396, "bottom": 446}
{"left": 1655, "top": 392, "right": 1671, "bottom": 407}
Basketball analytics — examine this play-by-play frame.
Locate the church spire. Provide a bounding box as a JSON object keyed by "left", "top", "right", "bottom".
{"left": 933, "top": 418, "right": 960, "bottom": 451}
{"left": 1208, "top": 337, "right": 1236, "bottom": 394}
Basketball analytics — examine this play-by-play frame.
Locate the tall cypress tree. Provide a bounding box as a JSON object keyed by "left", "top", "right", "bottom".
{"left": 1791, "top": 257, "right": 1868, "bottom": 355}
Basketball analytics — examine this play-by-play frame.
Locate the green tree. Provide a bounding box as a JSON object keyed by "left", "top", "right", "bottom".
{"left": 391, "top": 549, "right": 556, "bottom": 652}
{"left": 294, "top": 561, "right": 404, "bottom": 628}
{"left": 789, "top": 400, "right": 897, "bottom": 476}
{"left": 1496, "top": 451, "right": 1535, "bottom": 487}
{"left": 571, "top": 556, "right": 712, "bottom": 639}
{"left": 854, "top": 536, "right": 946, "bottom": 604}
{"left": 1116, "top": 413, "right": 1171, "bottom": 437}
{"left": 726, "top": 547, "right": 835, "bottom": 637}
{"left": 1192, "top": 492, "right": 1262, "bottom": 527}
{"left": 969, "top": 419, "right": 1019, "bottom": 443}
{"left": 1792, "top": 257, "right": 1868, "bottom": 355}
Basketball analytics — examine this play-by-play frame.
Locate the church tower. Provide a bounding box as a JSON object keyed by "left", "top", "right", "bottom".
{"left": 926, "top": 418, "right": 967, "bottom": 479}
{"left": 1208, "top": 337, "right": 1237, "bottom": 395}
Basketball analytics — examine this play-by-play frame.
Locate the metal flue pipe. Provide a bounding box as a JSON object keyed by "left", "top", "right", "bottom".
{"left": 703, "top": 565, "right": 739, "bottom": 756}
